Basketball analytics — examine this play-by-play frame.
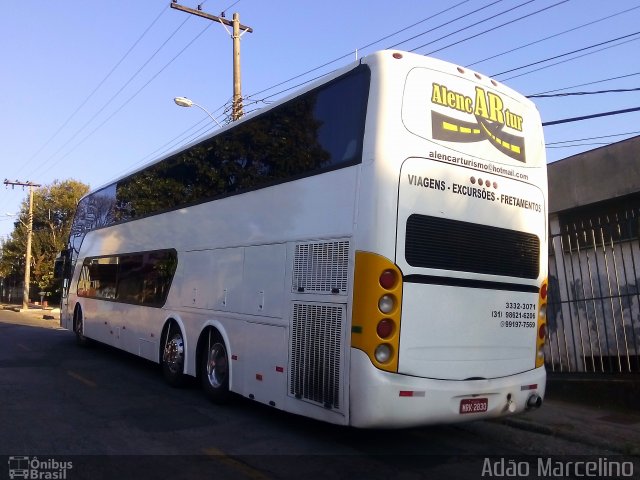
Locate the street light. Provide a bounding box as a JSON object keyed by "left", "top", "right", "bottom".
{"left": 173, "top": 97, "right": 222, "bottom": 127}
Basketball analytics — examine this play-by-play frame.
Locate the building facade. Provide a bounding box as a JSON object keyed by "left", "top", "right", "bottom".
{"left": 547, "top": 135, "right": 640, "bottom": 373}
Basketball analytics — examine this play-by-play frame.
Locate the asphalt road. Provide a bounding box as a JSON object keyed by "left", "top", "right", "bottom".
{"left": 0, "top": 310, "right": 625, "bottom": 480}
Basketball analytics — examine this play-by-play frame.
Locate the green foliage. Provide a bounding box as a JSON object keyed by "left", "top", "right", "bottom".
{"left": 0, "top": 179, "right": 90, "bottom": 300}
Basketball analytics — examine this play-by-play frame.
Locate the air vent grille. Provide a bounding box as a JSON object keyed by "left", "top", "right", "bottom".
{"left": 290, "top": 302, "right": 343, "bottom": 409}
{"left": 293, "top": 240, "right": 349, "bottom": 294}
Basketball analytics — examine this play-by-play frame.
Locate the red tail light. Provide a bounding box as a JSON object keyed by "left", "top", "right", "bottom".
{"left": 376, "top": 319, "right": 394, "bottom": 339}
{"left": 538, "top": 323, "right": 547, "bottom": 340}
{"left": 379, "top": 269, "right": 397, "bottom": 289}
{"left": 540, "top": 283, "right": 548, "bottom": 300}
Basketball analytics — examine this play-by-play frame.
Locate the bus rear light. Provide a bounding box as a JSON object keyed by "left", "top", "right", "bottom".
{"left": 538, "top": 323, "right": 547, "bottom": 341}
{"left": 538, "top": 304, "right": 547, "bottom": 320}
{"left": 378, "top": 294, "right": 395, "bottom": 314}
{"left": 352, "top": 251, "right": 403, "bottom": 372}
{"left": 540, "top": 282, "right": 548, "bottom": 300}
{"left": 536, "top": 278, "right": 548, "bottom": 368}
{"left": 374, "top": 344, "right": 393, "bottom": 363}
{"left": 392, "top": 52, "right": 403, "bottom": 59}
{"left": 376, "top": 319, "right": 395, "bottom": 339}
{"left": 379, "top": 269, "right": 397, "bottom": 289}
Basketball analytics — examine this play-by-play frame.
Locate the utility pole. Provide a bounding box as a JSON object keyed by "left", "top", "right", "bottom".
{"left": 170, "top": 1, "right": 253, "bottom": 121}
{"left": 4, "top": 179, "right": 41, "bottom": 310}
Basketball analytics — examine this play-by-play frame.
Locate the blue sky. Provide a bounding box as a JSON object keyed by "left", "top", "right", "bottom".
{"left": 1, "top": 0, "right": 639, "bottom": 241}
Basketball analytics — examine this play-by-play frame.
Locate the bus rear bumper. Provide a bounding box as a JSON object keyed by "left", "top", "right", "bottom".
{"left": 348, "top": 348, "right": 546, "bottom": 428}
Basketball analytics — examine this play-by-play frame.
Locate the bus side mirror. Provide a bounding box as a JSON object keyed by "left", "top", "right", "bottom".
{"left": 54, "top": 249, "right": 71, "bottom": 280}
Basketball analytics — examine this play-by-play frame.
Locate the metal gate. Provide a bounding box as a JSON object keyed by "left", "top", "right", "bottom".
{"left": 547, "top": 209, "right": 640, "bottom": 373}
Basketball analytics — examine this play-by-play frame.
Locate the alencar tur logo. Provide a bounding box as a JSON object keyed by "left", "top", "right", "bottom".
{"left": 8, "top": 456, "right": 73, "bottom": 479}
{"left": 431, "top": 83, "right": 526, "bottom": 163}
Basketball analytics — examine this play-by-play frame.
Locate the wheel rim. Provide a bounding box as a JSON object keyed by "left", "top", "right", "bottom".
{"left": 163, "top": 333, "right": 184, "bottom": 374}
{"left": 206, "top": 342, "right": 228, "bottom": 389}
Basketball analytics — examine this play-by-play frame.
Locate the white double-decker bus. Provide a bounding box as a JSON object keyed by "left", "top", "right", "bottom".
{"left": 56, "top": 50, "right": 548, "bottom": 428}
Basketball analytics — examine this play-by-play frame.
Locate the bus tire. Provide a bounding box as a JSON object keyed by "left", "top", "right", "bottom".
{"left": 161, "top": 323, "right": 185, "bottom": 387}
{"left": 73, "top": 305, "right": 90, "bottom": 347}
{"left": 201, "top": 330, "right": 230, "bottom": 404}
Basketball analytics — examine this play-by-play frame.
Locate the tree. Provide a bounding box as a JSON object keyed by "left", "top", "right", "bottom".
{"left": 0, "top": 179, "right": 89, "bottom": 303}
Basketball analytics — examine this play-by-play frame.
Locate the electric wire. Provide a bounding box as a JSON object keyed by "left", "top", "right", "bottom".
{"left": 465, "top": 4, "right": 640, "bottom": 68}
{"left": 247, "top": 0, "right": 471, "bottom": 99}
{"left": 28, "top": 14, "right": 194, "bottom": 179}
{"left": 17, "top": 4, "right": 168, "bottom": 177}
{"left": 423, "top": 0, "right": 569, "bottom": 56}
{"left": 546, "top": 131, "right": 640, "bottom": 146}
{"left": 543, "top": 106, "right": 640, "bottom": 126}
{"left": 528, "top": 72, "right": 640, "bottom": 96}
{"left": 38, "top": 21, "right": 214, "bottom": 178}
{"left": 493, "top": 30, "right": 640, "bottom": 77}
{"left": 386, "top": 0, "right": 506, "bottom": 50}
{"left": 499, "top": 35, "right": 640, "bottom": 81}
{"left": 529, "top": 87, "right": 640, "bottom": 98}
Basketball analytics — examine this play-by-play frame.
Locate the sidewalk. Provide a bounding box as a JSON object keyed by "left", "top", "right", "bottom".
{"left": 1, "top": 302, "right": 61, "bottom": 328}
{"left": 1, "top": 303, "right": 639, "bottom": 454}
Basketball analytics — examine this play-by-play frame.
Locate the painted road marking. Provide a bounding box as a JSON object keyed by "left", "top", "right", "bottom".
{"left": 67, "top": 370, "right": 97, "bottom": 388}
{"left": 203, "top": 447, "right": 270, "bottom": 480}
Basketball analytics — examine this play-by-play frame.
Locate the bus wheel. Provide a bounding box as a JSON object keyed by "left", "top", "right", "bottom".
{"left": 74, "top": 306, "right": 89, "bottom": 347}
{"left": 201, "top": 331, "right": 230, "bottom": 404}
{"left": 162, "top": 325, "right": 185, "bottom": 387}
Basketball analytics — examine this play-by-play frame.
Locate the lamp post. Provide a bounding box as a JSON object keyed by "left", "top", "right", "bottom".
{"left": 173, "top": 97, "right": 222, "bottom": 127}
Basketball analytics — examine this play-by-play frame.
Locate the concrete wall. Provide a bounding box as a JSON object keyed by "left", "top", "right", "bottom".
{"left": 548, "top": 135, "right": 640, "bottom": 214}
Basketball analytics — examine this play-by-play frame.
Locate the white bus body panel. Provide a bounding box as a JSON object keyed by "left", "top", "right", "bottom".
{"left": 350, "top": 349, "right": 546, "bottom": 428}
{"left": 396, "top": 157, "right": 546, "bottom": 380}
{"left": 64, "top": 166, "right": 360, "bottom": 425}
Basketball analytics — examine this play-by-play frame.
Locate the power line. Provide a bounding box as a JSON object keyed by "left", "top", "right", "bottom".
{"left": 529, "top": 87, "right": 640, "bottom": 98}
{"left": 465, "top": 4, "right": 640, "bottom": 68}
{"left": 422, "top": 0, "right": 568, "bottom": 56}
{"left": 527, "top": 72, "right": 640, "bottom": 96}
{"left": 387, "top": 0, "right": 505, "bottom": 50}
{"left": 499, "top": 35, "right": 640, "bottom": 81}
{"left": 546, "top": 131, "right": 640, "bottom": 146}
{"left": 29, "top": 13, "right": 193, "bottom": 178}
{"left": 38, "top": 22, "right": 214, "bottom": 178}
{"left": 409, "top": 0, "right": 544, "bottom": 54}
{"left": 493, "top": 30, "right": 640, "bottom": 77}
{"left": 18, "top": 4, "right": 168, "bottom": 177}
{"left": 248, "top": 0, "right": 472, "bottom": 99}
{"left": 220, "top": 0, "right": 241, "bottom": 16}
{"left": 543, "top": 107, "right": 640, "bottom": 126}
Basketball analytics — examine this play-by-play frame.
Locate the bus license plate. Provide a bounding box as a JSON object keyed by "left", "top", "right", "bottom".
{"left": 459, "top": 398, "right": 488, "bottom": 414}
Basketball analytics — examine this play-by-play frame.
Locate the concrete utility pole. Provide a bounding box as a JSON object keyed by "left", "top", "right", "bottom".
{"left": 3, "top": 179, "right": 41, "bottom": 310}
{"left": 170, "top": 1, "right": 253, "bottom": 121}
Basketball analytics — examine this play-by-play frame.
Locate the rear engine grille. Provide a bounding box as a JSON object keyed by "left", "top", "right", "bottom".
{"left": 290, "top": 302, "right": 343, "bottom": 409}
{"left": 293, "top": 240, "right": 350, "bottom": 294}
{"left": 405, "top": 214, "right": 540, "bottom": 279}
